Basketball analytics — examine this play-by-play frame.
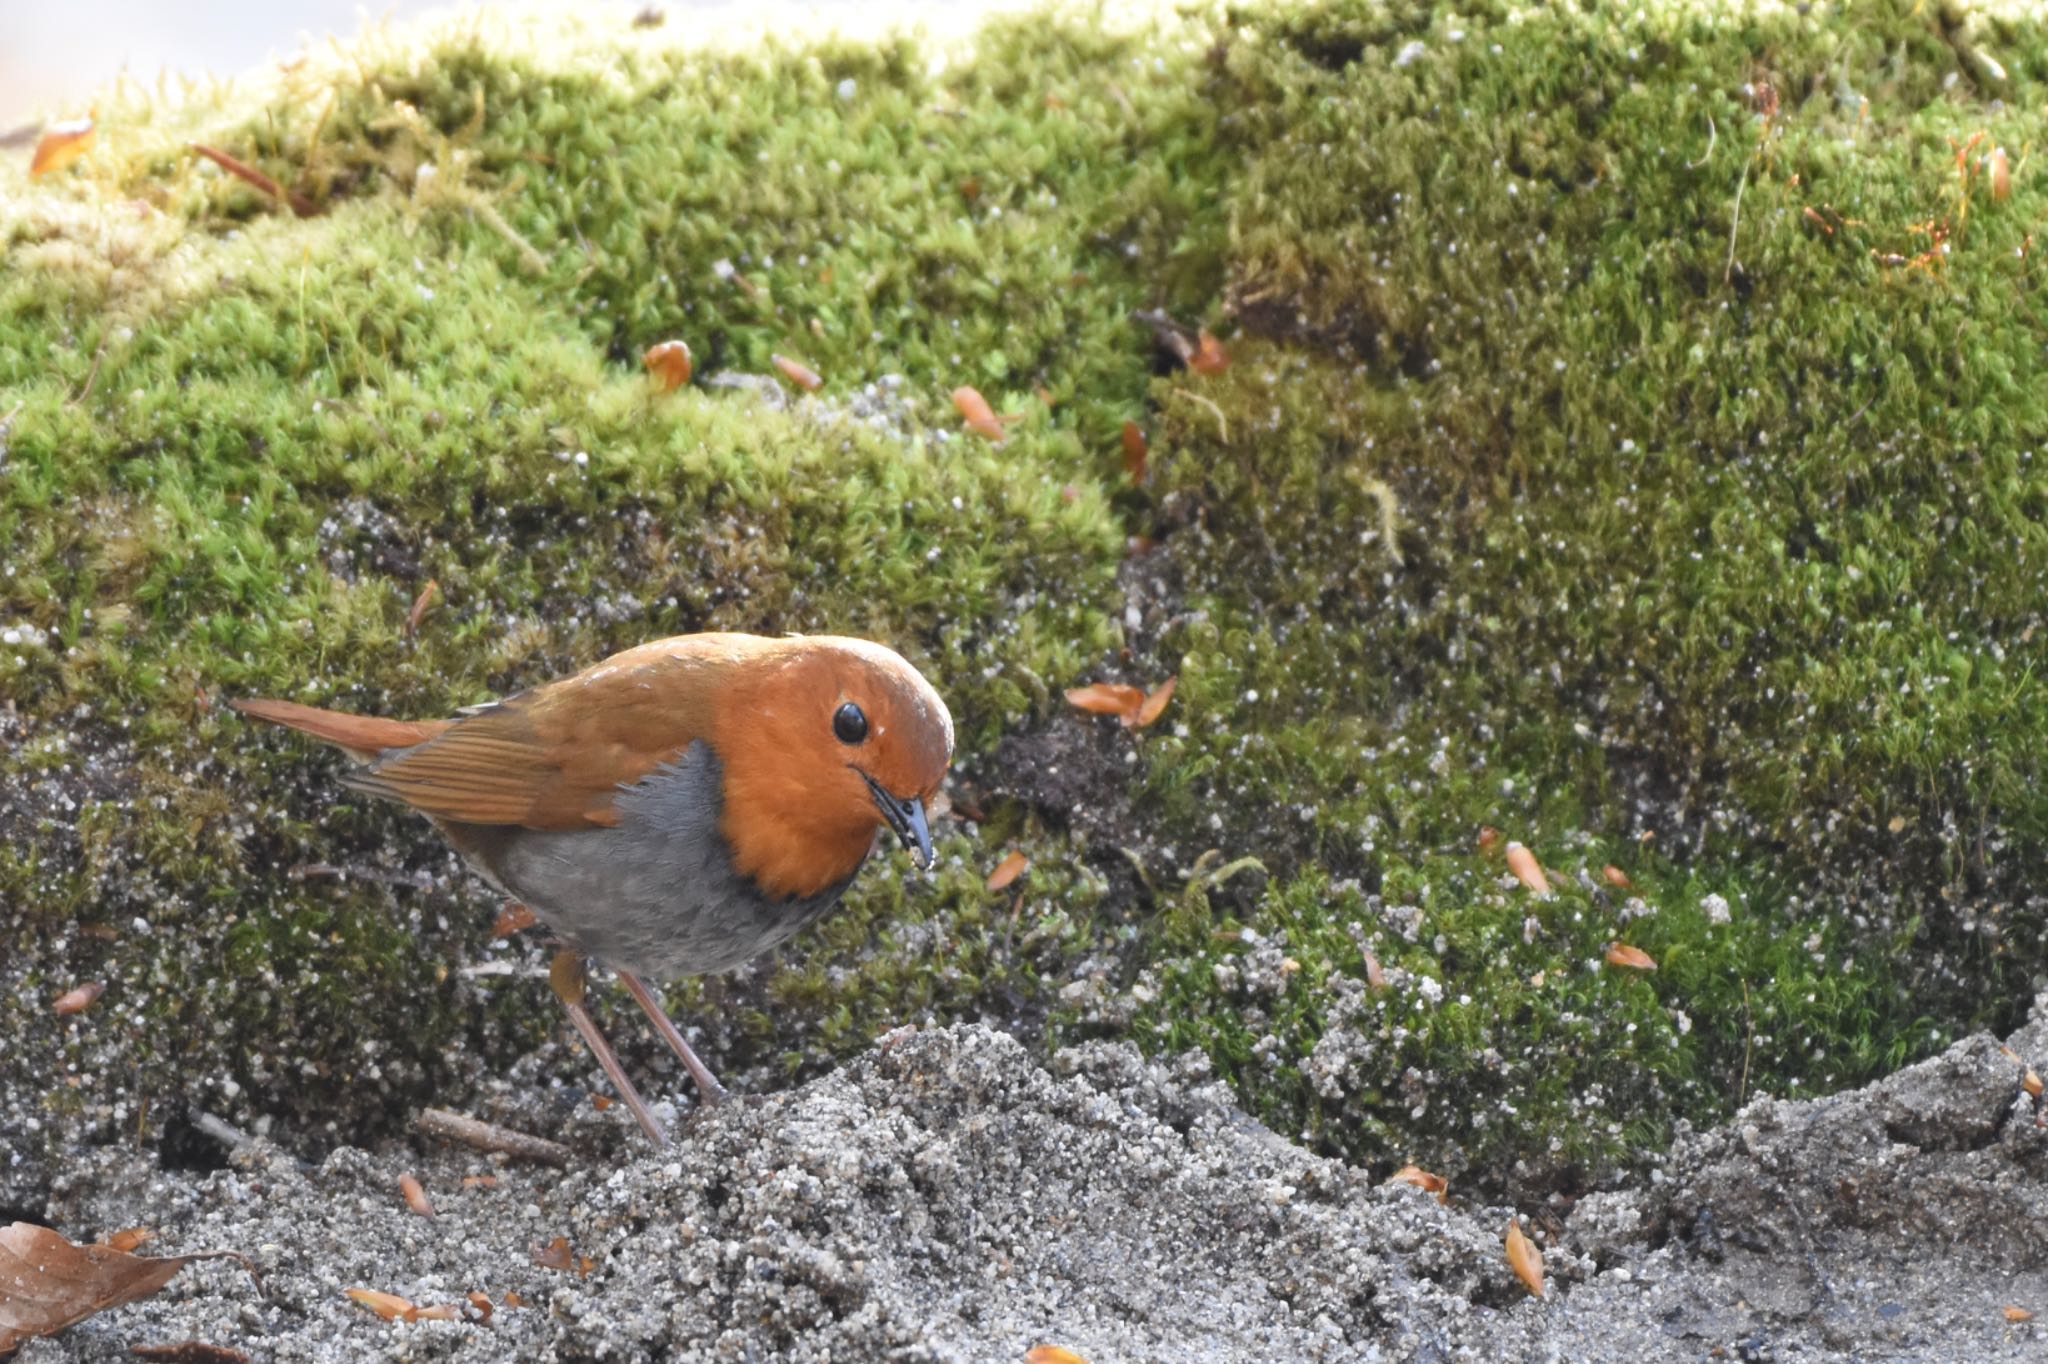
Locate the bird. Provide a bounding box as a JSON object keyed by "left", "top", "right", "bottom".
{"left": 231, "top": 632, "right": 954, "bottom": 1145}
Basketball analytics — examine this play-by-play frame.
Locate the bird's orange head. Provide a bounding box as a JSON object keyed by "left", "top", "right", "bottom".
{"left": 710, "top": 636, "right": 954, "bottom": 899}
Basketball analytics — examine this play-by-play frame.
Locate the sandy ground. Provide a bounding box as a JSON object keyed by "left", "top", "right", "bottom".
{"left": 11, "top": 1004, "right": 2048, "bottom": 1361}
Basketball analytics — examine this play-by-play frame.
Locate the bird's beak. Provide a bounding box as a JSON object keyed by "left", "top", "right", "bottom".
{"left": 861, "top": 773, "right": 934, "bottom": 869}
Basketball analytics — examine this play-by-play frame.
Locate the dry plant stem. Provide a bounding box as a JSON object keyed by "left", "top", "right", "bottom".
{"left": 415, "top": 1109, "right": 570, "bottom": 1165}
{"left": 618, "top": 968, "right": 730, "bottom": 1106}
{"left": 551, "top": 949, "right": 668, "bottom": 1146}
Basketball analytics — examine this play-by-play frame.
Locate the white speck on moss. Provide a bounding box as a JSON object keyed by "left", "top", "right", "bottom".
{"left": 1702, "top": 893, "right": 1731, "bottom": 924}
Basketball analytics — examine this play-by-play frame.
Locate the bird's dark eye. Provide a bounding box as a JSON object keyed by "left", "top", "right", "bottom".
{"left": 833, "top": 701, "right": 869, "bottom": 745}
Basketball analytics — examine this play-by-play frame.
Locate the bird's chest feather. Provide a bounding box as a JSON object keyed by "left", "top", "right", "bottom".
{"left": 440, "top": 741, "right": 863, "bottom": 978}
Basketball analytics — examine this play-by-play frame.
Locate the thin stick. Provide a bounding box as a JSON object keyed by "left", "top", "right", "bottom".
{"left": 618, "top": 969, "right": 729, "bottom": 1105}
{"left": 1685, "top": 112, "right": 1717, "bottom": 170}
{"left": 1724, "top": 152, "right": 1752, "bottom": 285}
{"left": 191, "top": 143, "right": 317, "bottom": 217}
{"left": 416, "top": 1108, "right": 571, "bottom": 1165}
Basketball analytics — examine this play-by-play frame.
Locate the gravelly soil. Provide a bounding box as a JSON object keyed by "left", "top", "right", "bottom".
{"left": 10, "top": 1011, "right": 2048, "bottom": 1362}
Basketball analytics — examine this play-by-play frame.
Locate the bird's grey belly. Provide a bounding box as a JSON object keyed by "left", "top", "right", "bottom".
{"left": 441, "top": 743, "right": 859, "bottom": 979}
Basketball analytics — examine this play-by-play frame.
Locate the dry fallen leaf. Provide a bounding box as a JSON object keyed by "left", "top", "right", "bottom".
{"left": 30, "top": 118, "right": 94, "bottom": 177}
{"left": 407, "top": 1304, "right": 459, "bottom": 1322}
{"left": 490, "top": 902, "right": 538, "bottom": 938}
{"left": 532, "top": 1235, "right": 592, "bottom": 1276}
{"left": 1188, "top": 328, "right": 1230, "bottom": 375}
{"left": 1363, "top": 952, "right": 1387, "bottom": 990}
{"left": 460, "top": 1174, "right": 500, "bottom": 1190}
{"left": 1386, "top": 1165, "right": 1448, "bottom": 1203}
{"left": 346, "top": 1288, "right": 415, "bottom": 1322}
{"left": 2006, "top": 1305, "right": 2035, "bottom": 1322}
{"left": 0, "top": 1223, "right": 252, "bottom": 1354}
{"left": 399, "top": 1174, "right": 434, "bottom": 1219}
{"left": 1505, "top": 842, "right": 1551, "bottom": 897}
{"left": 952, "top": 386, "right": 1006, "bottom": 443}
{"left": 643, "top": 339, "right": 692, "bottom": 391}
{"left": 1121, "top": 420, "right": 1148, "bottom": 484}
{"left": 2027, "top": 1069, "right": 2044, "bottom": 1099}
{"left": 1504, "top": 1218, "right": 1544, "bottom": 1298}
{"left": 404, "top": 580, "right": 440, "bottom": 639}
{"left": 1601, "top": 864, "right": 1634, "bottom": 890}
{"left": 1132, "top": 677, "right": 1178, "bottom": 729}
{"left": 593, "top": 1094, "right": 614, "bottom": 1112}
{"left": 1024, "top": 1348, "right": 1089, "bottom": 1364}
{"left": 986, "top": 850, "right": 1028, "bottom": 892}
{"left": 1064, "top": 682, "right": 1145, "bottom": 720}
{"left": 466, "top": 1291, "right": 495, "bottom": 1323}
{"left": 1476, "top": 826, "right": 1502, "bottom": 855}
{"left": 102, "top": 1229, "right": 152, "bottom": 1254}
{"left": 771, "top": 353, "right": 822, "bottom": 391}
{"left": 52, "top": 982, "right": 105, "bottom": 1016}
{"left": 501, "top": 1292, "right": 527, "bottom": 1308}
{"left": 1604, "top": 943, "right": 1657, "bottom": 972}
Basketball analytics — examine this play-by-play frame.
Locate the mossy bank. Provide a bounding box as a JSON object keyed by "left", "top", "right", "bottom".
{"left": 5, "top": 0, "right": 2048, "bottom": 1215}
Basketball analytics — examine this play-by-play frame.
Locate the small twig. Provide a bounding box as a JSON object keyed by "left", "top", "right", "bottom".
{"left": 66, "top": 341, "right": 107, "bottom": 408}
{"left": 418, "top": 1107, "right": 571, "bottom": 1165}
{"left": 191, "top": 143, "right": 317, "bottom": 217}
{"left": 1171, "top": 388, "right": 1229, "bottom": 443}
{"left": 1724, "top": 152, "right": 1752, "bottom": 285}
{"left": 1737, "top": 979, "right": 1755, "bottom": 1108}
{"left": 192, "top": 1109, "right": 257, "bottom": 1152}
{"left": 1685, "top": 112, "right": 1717, "bottom": 170}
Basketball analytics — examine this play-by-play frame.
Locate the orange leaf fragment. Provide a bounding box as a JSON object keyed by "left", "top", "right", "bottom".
{"left": 30, "top": 117, "right": 94, "bottom": 177}
{"left": 952, "top": 386, "right": 1006, "bottom": 443}
{"left": 1602, "top": 864, "right": 1634, "bottom": 890}
{"left": 771, "top": 353, "right": 822, "bottom": 391}
{"left": 103, "top": 1228, "right": 153, "bottom": 1254}
{"left": 1363, "top": 952, "right": 1387, "bottom": 989}
{"left": 593, "top": 1094, "right": 614, "bottom": 1111}
{"left": 460, "top": 1174, "right": 500, "bottom": 1190}
{"left": 533, "top": 1236, "right": 589, "bottom": 1276}
{"left": 1132, "top": 676, "right": 1177, "bottom": 729}
{"left": 1505, "top": 842, "right": 1551, "bottom": 897}
{"left": 643, "top": 339, "right": 692, "bottom": 391}
{"left": 466, "top": 1291, "right": 494, "bottom": 1323}
{"left": 1387, "top": 1165, "right": 1448, "bottom": 1203}
{"left": 2027, "top": 1069, "right": 2044, "bottom": 1099}
{"left": 53, "top": 981, "right": 106, "bottom": 1015}
{"left": 491, "top": 902, "right": 538, "bottom": 938}
{"left": 2006, "top": 1305, "right": 2035, "bottom": 1322}
{"left": 405, "top": 1303, "right": 459, "bottom": 1323}
{"left": 1504, "top": 1219, "right": 1545, "bottom": 1298}
{"left": 346, "top": 1288, "right": 415, "bottom": 1322}
{"left": 1064, "top": 683, "right": 1145, "bottom": 720}
{"left": 502, "top": 1292, "right": 527, "bottom": 1308}
{"left": 1121, "top": 421, "right": 1148, "bottom": 484}
{"left": 986, "top": 850, "right": 1028, "bottom": 892}
{"left": 404, "top": 579, "right": 440, "bottom": 638}
{"left": 399, "top": 1174, "right": 435, "bottom": 1219}
{"left": 1025, "top": 1348, "right": 1089, "bottom": 1364}
{"left": 1604, "top": 943, "right": 1657, "bottom": 972}
{"left": 1476, "top": 826, "right": 1502, "bottom": 855}
{"left": 1188, "top": 328, "right": 1230, "bottom": 375}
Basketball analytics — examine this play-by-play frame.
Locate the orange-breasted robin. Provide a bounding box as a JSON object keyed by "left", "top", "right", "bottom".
{"left": 232, "top": 632, "right": 954, "bottom": 1144}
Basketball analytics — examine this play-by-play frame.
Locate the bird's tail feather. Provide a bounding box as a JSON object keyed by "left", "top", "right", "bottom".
{"left": 229, "top": 698, "right": 451, "bottom": 761}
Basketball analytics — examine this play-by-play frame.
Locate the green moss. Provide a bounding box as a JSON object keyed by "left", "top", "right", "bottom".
{"left": 5, "top": 0, "right": 2048, "bottom": 1192}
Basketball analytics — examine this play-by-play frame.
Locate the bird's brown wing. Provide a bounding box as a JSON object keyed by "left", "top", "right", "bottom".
{"left": 344, "top": 645, "right": 726, "bottom": 830}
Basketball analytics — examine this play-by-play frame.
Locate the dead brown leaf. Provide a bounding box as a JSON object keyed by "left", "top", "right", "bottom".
{"left": 1604, "top": 943, "right": 1657, "bottom": 972}
{"left": 466, "top": 1291, "right": 494, "bottom": 1323}
{"left": 1132, "top": 676, "right": 1177, "bottom": 729}
{"left": 771, "top": 353, "right": 822, "bottom": 391}
{"left": 1505, "top": 842, "right": 1551, "bottom": 897}
{"left": 30, "top": 118, "right": 94, "bottom": 177}
{"left": 531, "top": 1236, "right": 591, "bottom": 1277}
{"left": 643, "top": 339, "right": 693, "bottom": 391}
{"left": 1064, "top": 683, "right": 1145, "bottom": 720}
{"left": 1386, "top": 1165, "right": 1448, "bottom": 1203}
{"left": 1188, "top": 328, "right": 1230, "bottom": 375}
{"left": 1504, "top": 1218, "right": 1544, "bottom": 1298}
{"left": 1601, "top": 864, "right": 1634, "bottom": 890}
{"left": 52, "top": 982, "right": 105, "bottom": 1016}
{"left": 0, "top": 1222, "right": 253, "bottom": 1354}
{"left": 986, "top": 850, "right": 1028, "bottom": 892}
{"left": 1024, "top": 1348, "right": 1089, "bottom": 1364}
{"left": 952, "top": 386, "right": 1005, "bottom": 443}
{"left": 404, "top": 580, "right": 440, "bottom": 638}
{"left": 345, "top": 1288, "right": 415, "bottom": 1322}
{"left": 399, "top": 1174, "right": 435, "bottom": 1219}
{"left": 1476, "top": 826, "right": 1502, "bottom": 855}
{"left": 2006, "top": 1305, "right": 2035, "bottom": 1322}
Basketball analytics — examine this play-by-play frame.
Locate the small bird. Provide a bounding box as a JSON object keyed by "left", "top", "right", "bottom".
{"left": 232, "top": 632, "right": 954, "bottom": 1145}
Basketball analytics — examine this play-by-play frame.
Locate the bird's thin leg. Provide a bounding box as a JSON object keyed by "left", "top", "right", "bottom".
{"left": 549, "top": 949, "right": 668, "bottom": 1146}
{"left": 616, "top": 968, "right": 731, "bottom": 1107}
